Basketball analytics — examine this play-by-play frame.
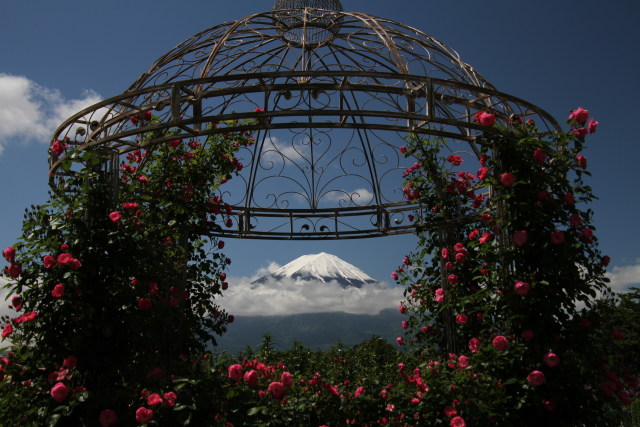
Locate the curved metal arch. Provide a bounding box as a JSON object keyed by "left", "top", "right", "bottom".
{"left": 48, "top": 6, "right": 560, "bottom": 240}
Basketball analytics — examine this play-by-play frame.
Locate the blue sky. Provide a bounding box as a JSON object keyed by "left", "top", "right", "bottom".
{"left": 1, "top": 0, "right": 639, "bottom": 294}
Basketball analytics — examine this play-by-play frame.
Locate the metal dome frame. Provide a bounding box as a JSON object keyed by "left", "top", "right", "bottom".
{"left": 48, "top": 2, "right": 560, "bottom": 240}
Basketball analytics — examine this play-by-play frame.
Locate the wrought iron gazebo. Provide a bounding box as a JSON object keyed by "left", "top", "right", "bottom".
{"left": 48, "top": 0, "right": 559, "bottom": 240}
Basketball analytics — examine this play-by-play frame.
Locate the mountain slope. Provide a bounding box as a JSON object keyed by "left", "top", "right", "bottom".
{"left": 251, "top": 252, "right": 379, "bottom": 288}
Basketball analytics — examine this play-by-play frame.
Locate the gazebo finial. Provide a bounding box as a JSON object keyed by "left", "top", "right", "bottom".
{"left": 273, "top": 0, "right": 343, "bottom": 11}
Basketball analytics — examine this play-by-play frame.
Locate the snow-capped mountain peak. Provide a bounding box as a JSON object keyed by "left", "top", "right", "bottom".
{"left": 252, "top": 252, "right": 379, "bottom": 288}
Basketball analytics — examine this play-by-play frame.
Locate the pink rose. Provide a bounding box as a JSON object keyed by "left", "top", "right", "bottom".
{"left": 527, "top": 370, "right": 546, "bottom": 386}
{"left": 550, "top": 230, "right": 565, "bottom": 245}
{"left": 448, "top": 274, "right": 459, "bottom": 285}
{"left": 588, "top": 119, "right": 598, "bottom": 134}
{"left": 2, "top": 246, "right": 15, "bottom": 263}
{"left": 50, "top": 382, "right": 69, "bottom": 403}
{"left": 492, "top": 336, "right": 508, "bottom": 351}
{"left": 543, "top": 352, "right": 560, "bottom": 367}
{"left": 281, "top": 371, "right": 293, "bottom": 387}
{"left": 396, "top": 337, "right": 404, "bottom": 346}
{"left": 57, "top": 253, "right": 73, "bottom": 265}
{"left": 500, "top": 173, "right": 515, "bottom": 187}
{"left": 450, "top": 416, "right": 466, "bottom": 427}
{"left": 51, "top": 284, "right": 65, "bottom": 298}
{"left": 435, "top": 288, "right": 445, "bottom": 303}
{"left": 533, "top": 148, "right": 547, "bottom": 163}
{"left": 268, "top": 381, "right": 285, "bottom": 398}
{"left": 468, "top": 337, "right": 480, "bottom": 353}
{"left": 244, "top": 370, "right": 258, "bottom": 386}
{"left": 576, "top": 154, "right": 587, "bottom": 169}
{"left": 513, "top": 230, "right": 528, "bottom": 247}
{"left": 109, "top": 211, "right": 122, "bottom": 223}
{"left": 99, "top": 410, "right": 118, "bottom": 427}
{"left": 50, "top": 140, "right": 68, "bottom": 157}
{"left": 228, "top": 364, "right": 243, "bottom": 381}
{"left": 354, "top": 386, "right": 366, "bottom": 397}
{"left": 572, "top": 128, "right": 588, "bottom": 138}
{"left": 147, "top": 393, "right": 163, "bottom": 406}
{"left": 455, "top": 314, "right": 468, "bottom": 325}
{"left": 474, "top": 111, "right": 496, "bottom": 127}
{"left": 444, "top": 406, "right": 457, "bottom": 417}
{"left": 43, "top": 255, "right": 56, "bottom": 269}
{"left": 390, "top": 272, "right": 398, "bottom": 280}
{"left": 458, "top": 355, "right": 469, "bottom": 369}
{"left": 135, "top": 407, "right": 153, "bottom": 424}
{"left": 568, "top": 107, "right": 589, "bottom": 124}
{"left": 455, "top": 252, "right": 466, "bottom": 263}
{"left": 514, "top": 281, "right": 530, "bottom": 296}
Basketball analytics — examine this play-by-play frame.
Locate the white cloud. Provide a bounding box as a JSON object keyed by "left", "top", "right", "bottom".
{"left": 222, "top": 271, "right": 403, "bottom": 316}
{"left": 321, "top": 188, "right": 374, "bottom": 205}
{"left": 606, "top": 262, "right": 640, "bottom": 293}
{"left": 0, "top": 73, "right": 101, "bottom": 153}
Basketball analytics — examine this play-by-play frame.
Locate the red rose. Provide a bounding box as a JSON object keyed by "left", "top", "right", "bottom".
{"left": 11, "top": 296, "right": 23, "bottom": 311}
{"left": 138, "top": 298, "right": 152, "bottom": 310}
{"left": 479, "top": 232, "right": 494, "bottom": 244}
{"left": 447, "top": 155, "right": 463, "bottom": 166}
{"left": 50, "top": 140, "right": 68, "bottom": 157}
{"left": 527, "top": 370, "right": 546, "bottom": 386}
{"left": 51, "top": 284, "right": 65, "bottom": 298}
{"left": 63, "top": 356, "right": 78, "bottom": 369}
{"left": 109, "top": 211, "right": 122, "bottom": 223}
{"left": 492, "top": 336, "right": 508, "bottom": 351}
{"left": 550, "top": 230, "right": 565, "bottom": 245}
{"left": 569, "top": 214, "right": 582, "bottom": 227}
{"left": 7, "top": 263, "right": 22, "bottom": 278}
{"left": 268, "top": 381, "right": 285, "bottom": 398}
{"left": 57, "top": 253, "right": 73, "bottom": 265}
{"left": 543, "top": 352, "right": 560, "bottom": 367}
{"left": 99, "top": 409, "right": 118, "bottom": 427}
{"left": 1, "top": 324, "right": 13, "bottom": 338}
{"left": 500, "top": 173, "right": 515, "bottom": 187}
{"left": 568, "top": 107, "right": 589, "bottom": 124}
{"left": 521, "top": 329, "right": 535, "bottom": 341}
{"left": 513, "top": 230, "right": 528, "bottom": 247}
{"left": 123, "top": 202, "right": 138, "bottom": 210}
{"left": 2, "top": 246, "right": 15, "bottom": 263}
{"left": 533, "top": 148, "right": 547, "bottom": 163}
{"left": 448, "top": 274, "right": 459, "bottom": 285}
{"left": 477, "top": 167, "right": 488, "bottom": 180}
{"left": 450, "top": 416, "right": 466, "bottom": 427}
{"left": 43, "top": 255, "right": 56, "bottom": 269}
{"left": 444, "top": 406, "right": 457, "bottom": 417}
{"left": 135, "top": 407, "right": 153, "bottom": 424}
{"left": 601, "top": 256, "right": 611, "bottom": 267}
{"left": 168, "top": 139, "right": 182, "bottom": 148}
{"left": 611, "top": 329, "right": 625, "bottom": 340}
{"left": 50, "top": 382, "right": 69, "bottom": 403}
{"left": 163, "top": 391, "right": 177, "bottom": 407}
{"left": 147, "top": 393, "right": 163, "bottom": 406}
{"left": 455, "top": 314, "right": 468, "bottom": 325}
{"left": 588, "top": 119, "right": 598, "bottom": 133}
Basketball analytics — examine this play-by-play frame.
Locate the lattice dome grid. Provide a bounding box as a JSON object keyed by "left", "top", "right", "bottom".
{"left": 49, "top": 1, "right": 559, "bottom": 240}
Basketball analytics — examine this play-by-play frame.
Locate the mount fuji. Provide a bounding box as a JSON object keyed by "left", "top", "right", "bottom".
{"left": 251, "top": 252, "right": 380, "bottom": 288}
